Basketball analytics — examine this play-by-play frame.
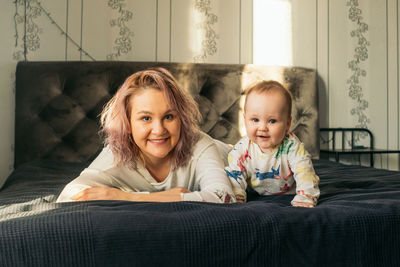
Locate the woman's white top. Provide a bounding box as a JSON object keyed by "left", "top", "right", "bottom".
{"left": 56, "top": 132, "right": 235, "bottom": 203}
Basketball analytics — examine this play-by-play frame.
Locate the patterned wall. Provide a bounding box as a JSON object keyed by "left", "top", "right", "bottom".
{"left": 255, "top": 0, "right": 399, "bottom": 171}
{"left": 317, "top": 0, "right": 400, "bottom": 170}
{"left": 11, "top": 0, "right": 253, "bottom": 63}
{"left": 0, "top": 0, "right": 399, "bottom": 183}
{"left": 0, "top": 0, "right": 253, "bottom": 183}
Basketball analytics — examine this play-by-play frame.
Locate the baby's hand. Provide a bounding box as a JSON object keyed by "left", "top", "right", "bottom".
{"left": 292, "top": 201, "right": 314, "bottom": 208}
{"left": 235, "top": 195, "right": 246, "bottom": 203}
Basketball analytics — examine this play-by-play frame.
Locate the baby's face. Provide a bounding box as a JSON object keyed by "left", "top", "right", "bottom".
{"left": 244, "top": 91, "right": 291, "bottom": 153}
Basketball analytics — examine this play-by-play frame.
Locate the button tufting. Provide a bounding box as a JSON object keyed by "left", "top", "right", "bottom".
{"left": 15, "top": 61, "right": 319, "bottom": 167}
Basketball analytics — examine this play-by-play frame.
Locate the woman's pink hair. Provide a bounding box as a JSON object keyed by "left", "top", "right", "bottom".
{"left": 100, "top": 67, "right": 201, "bottom": 169}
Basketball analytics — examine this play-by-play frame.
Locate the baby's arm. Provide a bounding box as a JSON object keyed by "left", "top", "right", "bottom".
{"left": 224, "top": 142, "right": 249, "bottom": 202}
{"left": 289, "top": 141, "right": 320, "bottom": 207}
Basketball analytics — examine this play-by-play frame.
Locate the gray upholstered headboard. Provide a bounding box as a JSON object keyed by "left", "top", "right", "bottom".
{"left": 15, "top": 61, "right": 318, "bottom": 168}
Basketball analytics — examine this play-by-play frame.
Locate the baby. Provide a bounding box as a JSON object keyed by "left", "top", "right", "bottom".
{"left": 225, "top": 80, "right": 320, "bottom": 207}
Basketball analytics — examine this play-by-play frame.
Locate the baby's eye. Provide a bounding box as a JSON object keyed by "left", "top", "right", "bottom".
{"left": 251, "top": 118, "right": 259, "bottom": 123}
{"left": 141, "top": 116, "right": 151, "bottom": 122}
{"left": 269, "top": 119, "right": 277, "bottom": 124}
{"left": 164, "top": 114, "right": 174, "bottom": 120}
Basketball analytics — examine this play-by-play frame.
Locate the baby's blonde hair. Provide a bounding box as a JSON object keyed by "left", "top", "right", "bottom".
{"left": 244, "top": 80, "right": 293, "bottom": 118}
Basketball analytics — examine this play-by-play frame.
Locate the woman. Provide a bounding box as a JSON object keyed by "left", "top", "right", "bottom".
{"left": 57, "top": 67, "right": 235, "bottom": 203}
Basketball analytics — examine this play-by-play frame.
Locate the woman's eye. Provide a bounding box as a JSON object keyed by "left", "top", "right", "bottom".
{"left": 165, "top": 114, "right": 174, "bottom": 120}
{"left": 141, "top": 116, "right": 151, "bottom": 122}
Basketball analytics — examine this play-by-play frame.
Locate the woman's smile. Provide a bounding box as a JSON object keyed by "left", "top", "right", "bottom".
{"left": 148, "top": 137, "right": 169, "bottom": 144}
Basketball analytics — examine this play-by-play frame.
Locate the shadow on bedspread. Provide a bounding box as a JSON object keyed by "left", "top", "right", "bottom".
{"left": 0, "top": 160, "right": 399, "bottom": 267}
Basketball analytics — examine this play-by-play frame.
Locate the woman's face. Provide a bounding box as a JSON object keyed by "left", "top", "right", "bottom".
{"left": 129, "top": 88, "right": 181, "bottom": 164}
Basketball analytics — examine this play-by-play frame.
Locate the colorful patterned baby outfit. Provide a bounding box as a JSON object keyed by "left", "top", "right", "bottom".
{"left": 225, "top": 133, "right": 320, "bottom": 206}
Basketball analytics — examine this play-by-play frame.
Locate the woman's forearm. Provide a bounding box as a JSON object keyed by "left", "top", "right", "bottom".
{"left": 72, "top": 186, "right": 186, "bottom": 202}
{"left": 130, "top": 190, "right": 183, "bottom": 202}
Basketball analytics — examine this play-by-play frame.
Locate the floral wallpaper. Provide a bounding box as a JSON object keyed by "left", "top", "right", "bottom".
{"left": 13, "top": 0, "right": 218, "bottom": 62}
{"left": 13, "top": 0, "right": 95, "bottom": 61}
{"left": 5, "top": 0, "right": 397, "bottom": 172}
{"left": 106, "top": 0, "right": 134, "bottom": 60}
{"left": 347, "top": 0, "right": 370, "bottom": 140}
{"left": 13, "top": 0, "right": 42, "bottom": 61}
{"left": 193, "top": 0, "right": 219, "bottom": 62}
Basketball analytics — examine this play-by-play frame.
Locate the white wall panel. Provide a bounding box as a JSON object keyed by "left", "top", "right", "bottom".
{"left": 328, "top": 1, "right": 351, "bottom": 128}
{"left": 209, "top": 0, "right": 240, "bottom": 64}
{"left": 29, "top": 0, "right": 67, "bottom": 61}
{"left": 366, "top": 1, "right": 388, "bottom": 161}
{"left": 387, "top": 0, "right": 399, "bottom": 169}
{"left": 130, "top": 0, "right": 157, "bottom": 61}
{"left": 82, "top": 0, "right": 115, "bottom": 60}
{"left": 82, "top": 0, "right": 155, "bottom": 61}
{"left": 317, "top": 0, "right": 329, "bottom": 129}
{"left": 67, "top": 0, "right": 84, "bottom": 60}
{"left": 291, "top": 0, "right": 317, "bottom": 69}
{"left": 156, "top": 0, "right": 171, "bottom": 62}
{"left": 170, "top": 0, "right": 195, "bottom": 62}
{"left": 0, "top": 1, "right": 16, "bottom": 187}
{"left": 170, "top": 0, "right": 242, "bottom": 64}
{"left": 398, "top": 0, "right": 400, "bottom": 168}
{"left": 240, "top": 0, "right": 253, "bottom": 64}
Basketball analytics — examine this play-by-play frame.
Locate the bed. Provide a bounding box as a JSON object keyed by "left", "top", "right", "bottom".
{"left": 1, "top": 61, "right": 399, "bottom": 266}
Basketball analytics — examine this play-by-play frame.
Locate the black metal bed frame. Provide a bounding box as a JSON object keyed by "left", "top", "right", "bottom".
{"left": 320, "top": 128, "right": 400, "bottom": 167}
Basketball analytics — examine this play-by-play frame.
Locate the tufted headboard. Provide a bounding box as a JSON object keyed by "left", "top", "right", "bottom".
{"left": 14, "top": 61, "right": 318, "bottom": 168}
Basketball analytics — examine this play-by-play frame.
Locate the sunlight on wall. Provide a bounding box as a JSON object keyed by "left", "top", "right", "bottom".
{"left": 239, "top": 65, "right": 285, "bottom": 137}
{"left": 253, "top": 0, "right": 293, "bottom": 66}
{"left": 190, "top": 6, "right": 203, "bottom": 61}
{"left": 239, "top": 0, "right": 294, "bottom": 137}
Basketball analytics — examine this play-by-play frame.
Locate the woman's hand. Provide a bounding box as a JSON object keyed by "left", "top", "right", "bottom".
{"left": 73, "top": 186, "right": 191, "bottom": 202}
{"left": 73, "top": 186, "right": 131, "bottom": 201}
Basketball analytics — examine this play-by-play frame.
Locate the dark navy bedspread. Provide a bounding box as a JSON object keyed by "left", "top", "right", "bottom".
{"left": 0, "top": 159, "right": 399, "bottom": 267}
